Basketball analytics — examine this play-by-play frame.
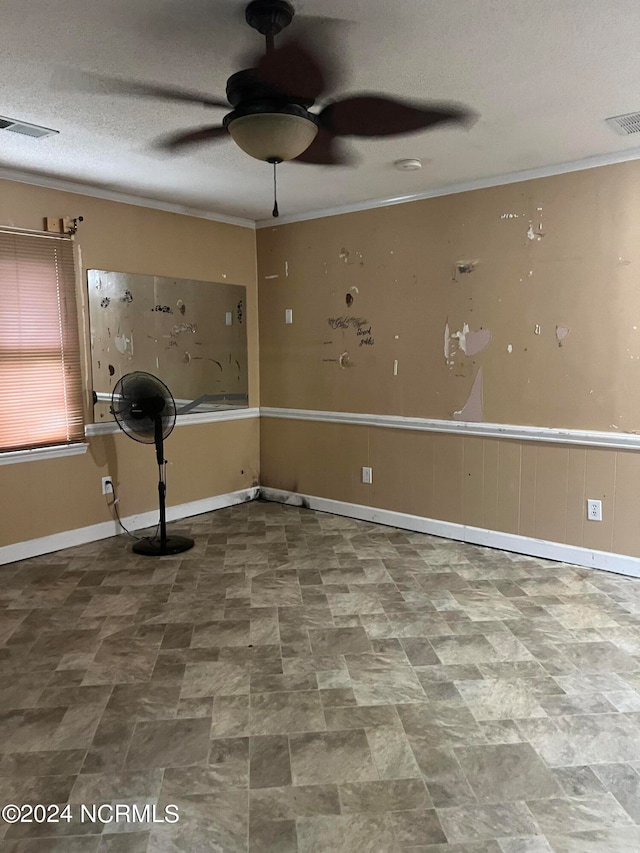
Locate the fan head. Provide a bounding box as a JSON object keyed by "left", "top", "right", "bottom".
{"left": 111, "top": 372, "right": 176, "bottom": 443}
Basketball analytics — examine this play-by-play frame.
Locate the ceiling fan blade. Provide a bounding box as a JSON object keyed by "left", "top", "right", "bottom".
{"left": 155, "top": 125, "right": 228, "bottom": 151}
{"left": 320, "top": 95, "right": 474, "bottom": 138}
{"left": 293, "top": 128, "right": 355, "bottom": 166}
{"left": 57, "top": 69, "right": 228, "bottom": 108}
{"left": 255, "top": 39, "right": 326, "bottom": 102}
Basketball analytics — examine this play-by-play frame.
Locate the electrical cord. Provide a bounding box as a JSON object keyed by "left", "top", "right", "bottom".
{"left": 105, "top": 479, "right": 160, "bottom": 543}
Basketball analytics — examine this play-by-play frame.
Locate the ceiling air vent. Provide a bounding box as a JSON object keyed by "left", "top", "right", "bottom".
{"left": 606, "top": 111, "right": 640, "bottom": 136}
{"left": 0, "top": 115, "right": 59, "bottom": 139}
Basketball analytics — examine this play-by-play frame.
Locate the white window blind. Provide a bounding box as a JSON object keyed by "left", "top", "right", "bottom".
{"left": 0, "top": 229, "right": 84, "bottom": 452}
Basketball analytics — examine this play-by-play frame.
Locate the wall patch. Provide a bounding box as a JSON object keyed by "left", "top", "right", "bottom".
{"left": 453, "top": 368, "right": 484, "bottom": 422}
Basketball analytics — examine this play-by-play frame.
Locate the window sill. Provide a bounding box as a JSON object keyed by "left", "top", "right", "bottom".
{"left": 0, "top": 443, "right": 89, "bottom": 466}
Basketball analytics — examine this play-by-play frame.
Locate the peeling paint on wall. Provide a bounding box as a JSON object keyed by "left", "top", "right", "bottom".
{"left": 452, "top": 260, "right": 478, "bottom": 281}
{"left": 507, "top": 344, "right": 513, "bottom": 353}
{"left": 170, "top": 323, "right": 197, "bottom": 337}
{"left": 556, "top": 326, "right": 569, "bottom": 346}
{"left": 534, "top": 324, "right": 541, "bottom": 335}
{"left": 114, "top": 333, "right": 133, "bottom": 355}
{"left": 527, "top": 222, "right": 544, "bottom": 241}
{"left": 446, "top": 322, "right": 491, "bottom": 363}
{"left": 453, "top": 368, "right": 484, "bottom": 422}
{"left": 456, "top": 324, "right": 491, "bottom": 356}
{"left": 339, "top": 248, "right": 363, "bottom": 266}
{"left": 339, "top": 352, "right": 350, "bottom": 369}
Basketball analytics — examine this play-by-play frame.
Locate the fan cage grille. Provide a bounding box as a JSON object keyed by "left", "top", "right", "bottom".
{"left": 111, "top": 372, "right": 176, "bottom": 444}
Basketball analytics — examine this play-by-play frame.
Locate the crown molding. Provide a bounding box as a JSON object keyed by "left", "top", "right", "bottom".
{"left": 0, "top": 167, "right": 256, "bottom": 230}
{"left": 255, "top": 146, "right": 640, "bottom": 228}
{"left": 4, "top": 145, "right": 640, "bottom": 232}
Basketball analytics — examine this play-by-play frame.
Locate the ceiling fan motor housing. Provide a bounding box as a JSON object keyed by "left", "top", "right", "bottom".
{"left": 245, "top": 0, "right": 294, "bottom": 36}
{"left": 225, "top": 69, "right": 314, "bottom": 109}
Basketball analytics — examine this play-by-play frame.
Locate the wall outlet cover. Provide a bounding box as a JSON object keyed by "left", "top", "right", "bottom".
{"left": 587, "top": 499, "right": 602, "bottom": 521}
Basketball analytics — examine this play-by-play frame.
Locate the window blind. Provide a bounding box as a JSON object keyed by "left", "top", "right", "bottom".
{"left": 0, "top": 230, "right": 84, "bottom": 452}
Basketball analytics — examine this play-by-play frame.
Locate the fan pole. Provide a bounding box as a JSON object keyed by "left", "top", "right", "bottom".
{"left": 132, "top": 412, "right": 194, "bottom": 557}
{"left": 155, "top": 415, "right": 168, "bottom": 552}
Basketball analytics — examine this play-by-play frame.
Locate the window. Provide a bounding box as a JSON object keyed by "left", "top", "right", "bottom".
{"left": 0, "top": 229, "right": 84, "bottom": 453}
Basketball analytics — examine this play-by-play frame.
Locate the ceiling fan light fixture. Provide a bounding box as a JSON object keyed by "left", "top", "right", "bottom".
{"left": 225, "top": 108, "right": 318, "bottom": 162}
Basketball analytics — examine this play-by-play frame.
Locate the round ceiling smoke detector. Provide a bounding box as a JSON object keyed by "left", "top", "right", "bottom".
{"left": 394, "top": 158, "right": 422, "bottom": 171}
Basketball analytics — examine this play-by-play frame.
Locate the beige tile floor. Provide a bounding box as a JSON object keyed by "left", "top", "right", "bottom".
{"left": 1, "top": 500, "right": 640, "bottom": 851}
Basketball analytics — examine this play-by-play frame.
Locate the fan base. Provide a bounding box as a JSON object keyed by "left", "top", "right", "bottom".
{"left": 132, "top": 535, "right": 195, "bottom": 557}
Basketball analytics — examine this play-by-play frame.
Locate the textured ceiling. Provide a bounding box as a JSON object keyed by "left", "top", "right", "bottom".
{"left": 1, "top": 0, "right": 640, "bottom": 223}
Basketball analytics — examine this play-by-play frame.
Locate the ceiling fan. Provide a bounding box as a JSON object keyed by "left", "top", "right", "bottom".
{"left": 69, "top": 0, "right": 475, "bottom": 216}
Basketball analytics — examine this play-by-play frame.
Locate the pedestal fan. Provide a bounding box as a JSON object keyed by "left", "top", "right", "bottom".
{"left": 110, "top": 371, "right": 194, "bottom": 556}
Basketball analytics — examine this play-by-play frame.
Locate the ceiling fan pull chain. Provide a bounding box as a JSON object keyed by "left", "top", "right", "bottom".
{"left": 272, "top": 160, "right": 279, "bottom": 217}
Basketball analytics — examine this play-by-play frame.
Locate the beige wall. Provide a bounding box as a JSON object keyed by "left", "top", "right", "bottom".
{"left": 258, "top": 161, "right": 640, "bottom": 558}
{"left": 261, "top": 420, "right": 640, "bottom": 558}
{"left": 4, "top": 160, "right": 640, "bottom": 558}
{"left": 0, "top": 179, "right": 259, "bottom": 548}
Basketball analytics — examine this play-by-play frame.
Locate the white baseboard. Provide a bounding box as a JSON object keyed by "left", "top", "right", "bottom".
{"left": 260, "top": 487, "right": 640, "bottom": 580}
{"left": 0, "top": 487, "right": 259, "bottom": 565}
{"left": 7, "top": 483, "right": 639, "bottom": 580}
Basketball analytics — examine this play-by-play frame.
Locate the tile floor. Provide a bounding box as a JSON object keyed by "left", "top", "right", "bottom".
{"left": 1, "top": 500, "right": 640, "bottom": 851}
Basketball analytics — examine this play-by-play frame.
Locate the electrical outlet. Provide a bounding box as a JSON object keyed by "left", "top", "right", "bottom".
{"left": 102, "top": 476, "right": 114, "bottom": 496}
{"left": 362, "top": 466, "right": 372, "bottom": 484}
{"left": 587, "top": 499, "right": 602, "bottom": 521}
